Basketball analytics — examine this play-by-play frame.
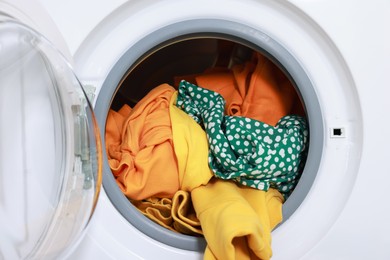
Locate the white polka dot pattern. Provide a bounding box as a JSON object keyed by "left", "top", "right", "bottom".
{"left": 176, "top": 80, "right": 309, "bottom": 197}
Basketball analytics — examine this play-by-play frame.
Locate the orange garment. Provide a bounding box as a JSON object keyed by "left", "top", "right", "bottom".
{"left": 176, "top": 52, "right": 304, "bottom": 126}
{"left": 105, "top": 84, "right": 180, "bottom": 200}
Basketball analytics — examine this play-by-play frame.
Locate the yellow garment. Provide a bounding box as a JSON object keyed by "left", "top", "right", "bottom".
{"left": 169, "top": 92, "right": 213, "bottom": 191}
{"left": 132, "top": 191, "right": 203, "bottom": 236}
{"left": 191, "top": 178, "right": 284, "bottom": 260}
{"left": 132, "top": 197, "right": 173, "bottom": 230}
{"left": 171, "top": 190, "right": 203, "bottom": 235}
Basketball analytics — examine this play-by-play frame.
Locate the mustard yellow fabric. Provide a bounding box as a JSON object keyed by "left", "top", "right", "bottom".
{"left": 131, "top": 197, "right": 174, "bottom": 231}
{"left": 171, "top": 190, "right": 203, "bottom": 235}
{"left": 169, "top": 92, "right": 213, "bottom": 191}
{"left": 132, "top": 191, "right": 203, "bottom": 236}
{"left": 191, "top": 178, "right": 284, "bottom": 260}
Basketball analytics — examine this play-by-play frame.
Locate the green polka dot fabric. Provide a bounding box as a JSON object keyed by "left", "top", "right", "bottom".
{"left": 176, "top": 80, "right": 309, "bottom": 197}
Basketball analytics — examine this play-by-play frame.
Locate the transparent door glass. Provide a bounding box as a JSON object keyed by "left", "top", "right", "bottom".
{"left": 0, "top": 20, "right": 102, "bottom": 259}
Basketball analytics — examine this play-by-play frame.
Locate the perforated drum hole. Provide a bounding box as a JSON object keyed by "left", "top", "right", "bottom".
{"left": 331, "top": 127, "right": 346, "bottom": 138}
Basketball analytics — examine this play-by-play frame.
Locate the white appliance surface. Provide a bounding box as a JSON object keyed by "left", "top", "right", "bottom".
{"left": 3, "top": 0, "right": 390, "bottom": 259}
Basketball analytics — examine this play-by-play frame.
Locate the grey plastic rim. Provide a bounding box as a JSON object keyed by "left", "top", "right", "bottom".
{"left": 94, "top": 19, "right": 323, "bottom": 251}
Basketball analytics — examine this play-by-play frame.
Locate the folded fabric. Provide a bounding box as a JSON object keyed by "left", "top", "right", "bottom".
{"left": 176, "top": 52, "right": 305, "bottom": 126}
{"left": 132, "top": 197, "right": 174, "bottom": 231}
{"left": 192, "top": 178, "right": 284, "bottom": 260}
{"left": 169, "top": 92, "right": 214, "bottom": 192}
{"left": 176, "top": 80, "right": 308, "bottom": 197}
{"left": 105, "top": 84, "right": 180, "bottom": 200}
{"left": 171, "top": 190, "right": 203, "bottom": 236}
{"left": 132, "top": 191, "right": 203, "bottom": 236}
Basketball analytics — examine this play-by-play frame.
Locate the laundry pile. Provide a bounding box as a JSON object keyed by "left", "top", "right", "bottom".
{"left": 105, "top": 52, "right": 308, "bottom": 259}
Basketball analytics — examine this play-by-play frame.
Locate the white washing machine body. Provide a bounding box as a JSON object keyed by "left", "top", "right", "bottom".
{"left": 1, "top": 0, "right": 390, "bottom": 259}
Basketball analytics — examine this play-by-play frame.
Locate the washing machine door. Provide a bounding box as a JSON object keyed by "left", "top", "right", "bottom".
{"left": 0, "top": 19, "right": 102, "bottom": 259}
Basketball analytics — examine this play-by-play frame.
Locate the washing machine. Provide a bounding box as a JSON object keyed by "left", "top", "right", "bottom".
{"left": 1, "top": 0, "right": 389, "bottom": 259}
